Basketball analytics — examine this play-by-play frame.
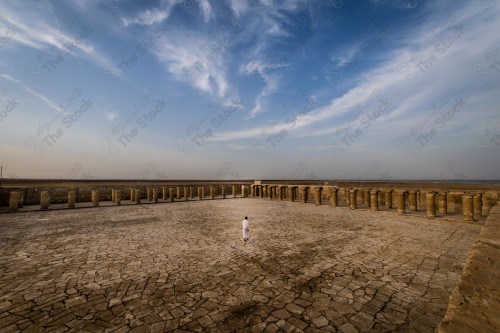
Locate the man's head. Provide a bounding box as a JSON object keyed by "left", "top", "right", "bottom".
{"left": 245, "top": 216, "right": 248, "bottom": 220}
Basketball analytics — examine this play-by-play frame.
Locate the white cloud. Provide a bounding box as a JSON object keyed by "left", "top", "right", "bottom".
{"left": 121, "top": 8, "right": 170, "bottom": 26}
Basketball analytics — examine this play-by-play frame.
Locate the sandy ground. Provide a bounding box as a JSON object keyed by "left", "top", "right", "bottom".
{"left": 0, "top": 198, "right": 482, "bottom": 332}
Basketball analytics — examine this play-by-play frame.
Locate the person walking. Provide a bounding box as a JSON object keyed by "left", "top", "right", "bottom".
{"left": 242, "top": 216, "right": 249, "bottom": 242}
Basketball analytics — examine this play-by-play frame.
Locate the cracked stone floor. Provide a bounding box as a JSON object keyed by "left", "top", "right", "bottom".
{"left": 0, "top": 198, "right": 482, "bottom": 332}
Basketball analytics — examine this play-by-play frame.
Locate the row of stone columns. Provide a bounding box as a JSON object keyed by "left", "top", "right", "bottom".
{"left": 249, "top": 185, "right": 492, "bottom": 222}
{"left": 7, "top": 185, "right": 249, "bottom": 211}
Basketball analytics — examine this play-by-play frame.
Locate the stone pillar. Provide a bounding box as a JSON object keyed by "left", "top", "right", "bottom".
{"left": 232, "top": 185, "right": 237, "bottom": 198}
{"left": 130, "top": 189, "right": 135, "bottom": 202}
{"left": 147, "top": 188, "right": 153, "bottom": 201}
{"left": 111, "top": 188, "right": 116, "bottom": 202}
{"left": 251, "top": 185, "right": 255, "bottom": 198}
{"left": 115, "top": 189, "right": 121, "bottom": 205}
{"left": 370, "top": 190, "right": 379, "bottom": 212}
{"left": 482, "top": 196, "right": 492, "bottom": 217}
{"left": 315, "top": 187, "right": 322, "bottom": 206}
{"left": 67, "top": 190, "right": 76, "bottom": 209}
{"left": 169, "top": 188, "right": 174, "bottom": 202}
{"left": 278, "top": 186, "right": 284, "bottom": 201}
{"left": 221, "top": 185, "right": 226, "bottom": 199}
{"left": 364, "top": 190, "right": 370, "bottom": 207}
{"left": 268, "top": 186, "right": 273, "bottom": 200}
{"left": 153, "top": 188, "right": 159, "bottom": 203}
{"left": 426, "top": 193, "right": 436, "bottom": 218}
{"left": 350, "top": 189, "right": 357, "bottom": 209}
{"left": 210, "top": 186, "right": 215, "bottom": 199}
{"left": 259, "top": 186, "right": 264, "bottom": 199}
{"left": 408, "top": 191, "right": 417, "bottom": 211}
{"left": 385, "top": 190, "right": 392, "bottom": 209}
{"left": 289, "top": 186, "right": 295, "bottom": 202}
{"left": 176, "top": 187, "right": 181, "bottom": 199}
{"left": 198, "top": 186, "right": 203, "bottom": 200}
{"left": 9, "top": 192, "right": 20, "bottom": 212}
{"left": 462, "top": 195, "right": 474, "bottom": 222}
{"left": 183, "top": 186, "right": 188, "bottom": 201}
{"left": 473, "top": 194, "right": 482, "bottom": 218}
{"left": 40, "top": 191, "right": 50, "bottom": 210}
{"left": 301, "top": 186, "right": 309, "bottom": 204}
{"left": 330, "top": 187, "right": 338, "bottom": 208}
{"left": 242, "top": 185, "right": 247, "bottom": 198}
{"left": 190, "top": 186, "right": 194, "bottom": 199}
{"left": 134, "top": 189, "right": 141, "bottom": 204}
{"left": 396, "top": 191, "right": 406, "bottom": 215}
{"left": 438, "top": 193, "right": 447, "bottom": 215}
{"left": 92, "top": 190, "right": 100, "bottom": 207}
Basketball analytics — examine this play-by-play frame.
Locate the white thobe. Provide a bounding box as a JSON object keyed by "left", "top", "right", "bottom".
{"left": 242, "top": 219, "right": 249, "bottom": 240}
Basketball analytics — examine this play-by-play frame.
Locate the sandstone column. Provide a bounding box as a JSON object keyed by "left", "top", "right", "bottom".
{"left": 115, "top": 189, "right": 121, "bottom": 205}
{"left": 210, "top": 186, "right": 215, "bottom": 199}
{"left": 370, "top": 190, "right": 379, "bottom": 212}
{"left": 259, "top": 186, "right": 264, "bottom": 199}
{"left": 385, "top": 190, "right": 392, "bottom": 209}
{"left": 301, "top": 186, "right": 309, "bottom": 204}
{"left": 350, "top": 189, "right": 357, "bottom": 209}
{"left": 462, "top": 194, "right": 474, "bottom": 222}
{"left": 112, "top": 188, "right": 116, "bottom": 202}
{"left": 153, "top": 188, "right": 159, "bottom": 203}
{"left": 221, "top": 185, "right": 226, "bottom": 199}
{"left": 176, "top": 187, "right": 181, "bottom": 199}
{"left": 330, "top": 187, "right": 338, "bottom": 208}
{"left": 242, "top": 185, "right": 246, "bottom": 198}
{"left": 190, "top": 186, "right": 194, "bottom": 199}
{"left": 92, "top": 190, "right": 100, "bottom": 207}
{"left": 396, "top": 191, "right": 406, "bottom": 215}
{"left": 170, "top": 187, "right": 175, "bottom": 202}
{"left": 9, "top": 192, "right": 20, "bottom": 212}
{"left": 289, "top": 186, "right": 295, "bottom": 202}
{"left": 408, "top": 191, "right": 417, "bottom": 211}
{"left": 130, "top": 189, "right": 135, "bottom": 202}
{"left": 183, "top": 186, "right": 188, "bottom": 201}
{"left": 279, "top": 186, "right": 284, "bottom": 201}
{"left": 426, "top": 192, "right": 436, "bottom": 218}
{"left": 251, "top": 185, "right": 255, "bottom": 198}
{"left": 438, "top": 193, "right": 447, "bottom": 215}
{"left": 232, "top": 185, "right": 237, "bottom": 198}
{"left": 315, "top": 187, "right": 322, "bottom": 206}
{"left": 147, "top": 188, "right": 153, "bottom": 201}
{"left": 269, "top": 186, "right": 274, "bottom": 200}
{"left": 163, "top": 187, "right": 167, "bottom": 201}
{"left": 134, "top": 189, "right": 141, "bottom": 204}
{"left": 68, "top": 190, "right": 76, "bottom": 208}
{"left": 198, "top": 186, "right": 203, "bottom": 200}
{"left": 40, "top": 191, "right": 50, "bottom": 210}
{"left": 473, "top": 194, "right": 482, "bottom": 218}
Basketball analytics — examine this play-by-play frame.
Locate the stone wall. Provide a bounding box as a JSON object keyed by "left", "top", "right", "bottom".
{"left": 437, "top": 205, "right": 500, "bottom": 332}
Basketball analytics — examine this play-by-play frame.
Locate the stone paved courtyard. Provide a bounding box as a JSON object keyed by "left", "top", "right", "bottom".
{"left": 0, "top": 199, "right": 482, "bottom": 332}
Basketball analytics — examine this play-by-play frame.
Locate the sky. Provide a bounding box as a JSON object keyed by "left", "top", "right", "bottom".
{"left": 0, "top": 0, "right": 499, "bottom": 180}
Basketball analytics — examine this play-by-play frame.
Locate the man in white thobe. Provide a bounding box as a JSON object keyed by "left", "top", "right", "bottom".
{"left": 242, "top": 216, "right": 249, "bottom": 242}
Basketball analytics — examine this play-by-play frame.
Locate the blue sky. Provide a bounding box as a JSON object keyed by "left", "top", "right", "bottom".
{"left": 0, "top": 0, "right": 499, "bottom": 180}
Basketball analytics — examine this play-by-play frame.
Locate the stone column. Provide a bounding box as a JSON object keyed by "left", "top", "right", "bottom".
{"left": 438, "top": 193, "right": 447, "bottom": 215}
{"left": 130, "top": 189, "right": 135, "bottom": 202}
{"left": 210, "top": 186, "right": 215, "bottom": 199}
{"left": 396, "top": 191, "right": 406, "bottom": 215}
{"left": 370, "top": 190, "right": 379, "bottom": 212}
{"left": 183, "top": 186, "right": 188, "bottom": 201}
{"left": 426, "top": 193, "right": 436, "bottom": 218}
{"left": 278, "top": 186, "right": 283, "bottom": 201}
{"left": 350, "top": 189, "right": 357, "bottom": 209}
{"left": 190, "top": 186, "right": 194, "bottom": 199}
{"left": 232, "top": 185, "right": 236, "bottom": 198}
{"left": 482, "top": 196, "right": 492, "bottom": 217}
{"left": 68, "top": 190, "right": 76, "bottom": 208}
{"left": 134, "top": 189, "right": 141, "bottom": 204}
{"left": 92, "top": 190, "right": 100, "bottom": 207}
{"left": 111, "top": 188, "right": 116, "bottom": 202}
{"left": 408, "top": 191, "right": 417, "bottom": 211}
{"left": 259, "top": 186, "right": 264, "bottom": 199}
{"left": 242, "top": 185, "right": 247, "bottom": 198}
{"left": 153, "top": 188, "right": 159, "bottom": 203}
{"left": 268, "top": 186, "right": 273, "bottom": 200}
{"left": 462, "top": 195, "right": 474, "bottom": 222}
{"left": 251, "top": 185, "right": 255, "bottom": 198}
{"left": 147, "top": 188, "right": 153, "bottom": 201}
{"left": 198, "top": 186, "right": 203, "bottom": 200}
{"left": 115, "top": 189, "right": 121, "bottom": 205}
{"left": 221, "top": 185, "right": 226, "bottom": 199}
{"left": 40, "top": 191, "right": 50, "bottom": 210}
{"left": 364, "top": 190, "right": 370, "bottom": 207}
{"left": 473, "top": 194, "right": 482, "bottom": 218}
{"left": 301, "top": 186, "right": 309, "bottom": 204}
{"left": 385, "top": 190, "right": 392, "bottom": 209}
{"left": 169, "top": 188, "right": 175, "bottom": 202}
{"left": 289, "top": 186, "right": 295, "bottom": 202}
{"left": 176, "top": 187, "right": 181, "bottom": 199}
{"left": 315, "top": 187, "right": 322, "bottom": 206}
{"left": 330, "top": 187, "right": 338, "bottom": 208}
{"left": 9, "top": 192, "right": 20, "bottom": 212}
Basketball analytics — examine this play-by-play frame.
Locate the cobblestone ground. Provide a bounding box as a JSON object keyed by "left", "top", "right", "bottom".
{"left": 0, "top": 199, "right": 482, "bottom": 332}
